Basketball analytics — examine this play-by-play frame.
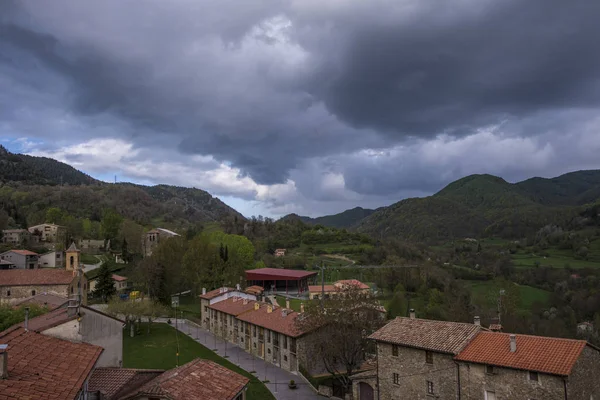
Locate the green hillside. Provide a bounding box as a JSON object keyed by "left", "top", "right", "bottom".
{"left": 285, "top": 206, "right": 375, "bottom": 229}
{"left": 356, "top": 172, "right": 598, "bottom": 241}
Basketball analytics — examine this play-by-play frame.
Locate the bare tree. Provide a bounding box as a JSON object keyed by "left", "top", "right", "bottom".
{"left": 295, "top": 286, "right": 386, "bottom": 392}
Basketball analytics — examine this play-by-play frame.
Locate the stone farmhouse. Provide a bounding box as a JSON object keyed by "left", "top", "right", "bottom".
{"left": 0, "top": 326, "right": 103, "bottom": 400}
{"left": 21, "top": 300, "right": 125, "bottom": 367}
{"left": 367, "top": 313, "right": 600, "bottom": 400}
{"left": 199, "top": 286, "right": 258, "bottom": 330}
{"left": 143, "top": 227, "right": 180, "bottom": 257}
{"left": 368, "top": 313, "right": 481, "bottom": 400}
{"left": 1, "top": 228, "right": 31, "bottom": 245}
{"left": 308, "top": 279, "right": 371, "bottom": 300}
{"left": 0, "top": 249, "right": 39, "bottom": 269}
{"left": 0, "top": 268, "right": 88, "bottom": 305}
{"left": 455, "top": 331, "right": 600, "bottom": 400}
{"left": 28, "top": 223, "right": 66, "bottom": 243}
{"left": 88, "top": 359, "right": 250, "bottom": 400}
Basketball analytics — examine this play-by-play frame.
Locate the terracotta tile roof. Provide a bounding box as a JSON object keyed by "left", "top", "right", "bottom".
{"left": 122, "top": 359, "right": 249, "bottom": 400}
{"left": 309, "top": 284, "right": 336, "bottom": 293}
{"left": 21, "top": 307, "right": 77, "bottom": 332}
{"left": 200, "top": 287, "right": 234, "bottom": 300}
{"left": 88, "top": 368, "right": 164, "bottom": 399}
{"left": 335, "top": 279, "right": 370, "bottom": 290}
{"left": 112, "top": 274, "right": 127, "bottom": 282}
{"left": 0, "top": 269, "right": 75, "bottom": 286}
{"left": 245, "top": 285, "right": 264, "bottom": 295}
{"left": 2, "top": 249, "right": 39, "bottom": 256}
{"left": 0, "top": 326, "right": 103, "bottom": 400}
{"left": 209, "top": 296, "right": 258, "bottom": 316}
{"left": 455, "top": 331, "right": 588, "bottom": 376}
{"left": 369, "top": 317, "right": 480, "bottom": 354}
{"left": 246, "top": 267, "right": 318, "bottom": 280}
{"left": 237, "top": 302, "right": 306, "bottom": 337}
{"left": 13, "top": 293, "right": 69, "bottom": 310}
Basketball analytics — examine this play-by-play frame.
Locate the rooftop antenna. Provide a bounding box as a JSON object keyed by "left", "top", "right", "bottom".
{"left": 114, "top": 175, "right": 117, "bottom": 184}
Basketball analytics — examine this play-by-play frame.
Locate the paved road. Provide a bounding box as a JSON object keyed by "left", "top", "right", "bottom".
{"left": 163, "top": 318, "right": 322, "bottom": 400}
{"left": 82, "top": 256, "right": 103, "bottom": 273}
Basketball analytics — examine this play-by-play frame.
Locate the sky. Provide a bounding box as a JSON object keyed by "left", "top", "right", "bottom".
{"left": 2, "top": 0, "right": 600, "bottom": 218}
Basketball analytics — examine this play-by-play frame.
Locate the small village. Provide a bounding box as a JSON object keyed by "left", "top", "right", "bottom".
{"left": 1, "top": 224, "right": 599, "bottom": 400}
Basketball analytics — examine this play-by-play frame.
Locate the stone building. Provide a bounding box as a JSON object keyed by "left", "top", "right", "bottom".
{"left": 1, "top": 228, "right": 31, "bottom": 245}
{"left": 28, "top": 223, "right": 66, "bottom": 243}
{"left": 0, "top": 249, "right": 39, "bottom": 269}
{"left": 0, "top": 267, "right": 88, "bottom": 305}
{"left": 199, "top": 286, "right": 257, "bottom": 330}
{"left": 368, "top": 313, "right": 481, "bottom": 400}
{"left": 308, "top": 279, "right": 371, "bottom": 300}
{"left": 142, "top": 227, "right": 180, "bottom": 257}
{"left": 207, "top": 295, "right": 317, "bottom": 374}
{"left": 455, "top": 331, "right": 600, "bottom": 400}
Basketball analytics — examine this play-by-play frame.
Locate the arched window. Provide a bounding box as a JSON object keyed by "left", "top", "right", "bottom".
{"left": 70, "top": 256, "right": 74, "bottom": 269}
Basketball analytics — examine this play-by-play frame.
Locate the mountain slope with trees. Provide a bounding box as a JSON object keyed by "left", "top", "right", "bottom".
{"left": 282, "top": 207, "right": 375, "bottom": 229}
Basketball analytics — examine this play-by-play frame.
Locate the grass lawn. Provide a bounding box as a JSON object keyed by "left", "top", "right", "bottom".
{"left": 466, "top": 280, "right": 550, "bottom": 310}
{"left": 275, "top": 295, "right": 305, "bottom": 312}
{"left": 172, "top": 295, "right": 202, "bottom": 322}
{"left": 123, "top": 323, "right": 274, "bottom": 400}
{"left": 511, "top": 251, "right": 600, "bottom": 269}
{"left": 80, "top": 252, "right": 101, "bottom": 264}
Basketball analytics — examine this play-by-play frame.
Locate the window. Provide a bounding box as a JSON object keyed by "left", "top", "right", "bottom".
{"left": 283, "top": 336, "right": 288, "bottom": 350}
{"left": 393, "top": 373, "right": 399, "bottom": 385}
{"left": 529, "top": 371, "right": 539, "bottom": 382}
{"left": 425, "top": 351, "right": 433, "bottom": 364}
{"left": 267, "top": 330, "right": 271, "bottom": 343}
{"left": 6, "top": 290, "right": 10, "bottom": 297}
{"left": 485, "top": 390, "right": 496, "bottom": 400}
{"left": 268, "top": 349, "right": 271, "bottom": 354}
{"left": 31, "top": 290, "right": 36, "bottom": 296}
{"left": 392, "top": 345, "right": 398, "bottom": 356}
{"left": 254, "top": 343, "right": 257, "bottom": 348}
{"left": 284, "top": 355, "right": 288, "bottom": 362}
{"left": 426, "top": 381, "right": 434, "bottom": 395}
{"left": 71, "top": 287, "right": 74, "bottom": 294}
{"left": 486, "top": 365, "right": 495, "bottom": 375}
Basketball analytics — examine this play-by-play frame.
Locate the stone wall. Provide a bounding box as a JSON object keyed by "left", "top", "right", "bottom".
{"left": 377, "top": 342, "right": 458, "bottom": 400}
{"left": 567, "top": 345, "right": 600, "bottom": 399}
{"left": 0, "top": 284, "right": 71, "bottom": 304}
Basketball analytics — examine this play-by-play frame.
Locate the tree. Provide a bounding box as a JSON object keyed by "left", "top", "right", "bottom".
{"left": 295, "top": 287, "right": 386, "bottom": 392}
{"left": 387, "top": 291, "right": 407, "bottom": 319}
{"left": 45, "top": 207, "right": 63, "bottom": 224}
{"left": 101, "top": 209, "right": 123, "bottom": 240}
{"left": 122, "top": 238, "right": 129, "bottom": 262}
{"left": 93, "top": 262, "right": 117, "bottom": 302}
{"left": 119, "top": 219, "right": 144, "bottom": 256}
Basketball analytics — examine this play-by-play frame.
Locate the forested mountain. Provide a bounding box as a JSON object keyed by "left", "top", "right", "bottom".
{"left": 0, "top": 146, "right": 244, "bottom": 233}
{"left": 282, "top": 207, "right": 375, "bottom": 229}
{"left": 356, "top": 172, "right": 600, "bottom": 242}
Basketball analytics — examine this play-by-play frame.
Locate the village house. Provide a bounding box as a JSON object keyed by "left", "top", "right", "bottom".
{"left": 143, "top": 227, "right": 180, "bottom": 257}
{"left": 0, "top": 325, "right": 103, "bottom": 400}
{"left": 455, "top": 331, "right": 600, "bottom": 400}
{"left": 308, "top": 279, "right": 371, "bottom": 300}
{"left": 368, "top": 312, "right": 481, "bottom": 400}
{"left": 199, "top": 286, "right": 257, "bottom": 330}
{"left": 38, "top": 250, "right": 64, "bottom": 268}
{"left": 207, "top": 295, "right": 319, "bottom": 374}
{"left": 17, "top": 300, "right": 125, "bottom": 367}
{"left": 28, "top": 223, "right": 66, "bottom": 243}
{"left": 13, "top": 292, "right": 69, "bottom": 310}
{"left": 79, "top": 238, "right": 107, "bottom": 253}
{"left": 89, "top": 273, "right": 129, "bottom": 292}
{"left": 0, "top": 268, "right": 88, "bottom": 305}
{"left": 274, "top": 248, "right": 286, "bottom": 257}
{"left": 88, "top": 359, "right": 249, "bottom": 400}
{"left": 0, "top": 259, "right": 15, "bottom": 269}
{"left": 1, "top": 228, "right": 31, "bottom": 245}
{"left": 0, "top": 249, "right": 39, "bottom": 269}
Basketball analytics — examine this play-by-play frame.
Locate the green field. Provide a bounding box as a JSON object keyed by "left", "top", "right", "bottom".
{"left": 123, "top": 323, "right": 274, "bottom": 400}
{"left": 80, "top": 253, "right": 101, "bottom": 264}
{"left": 511, "top": 250, "right": 600, "bottom": 269}
{"left": 466, "top": 280, "right": 550, "bottom": 310}
{"left": 275, "top": 295, "right": 305, "bottom": 312}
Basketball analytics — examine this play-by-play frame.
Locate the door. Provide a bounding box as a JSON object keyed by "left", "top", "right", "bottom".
{"left": 359, "top": 382, "right": 374, "bottom": 400}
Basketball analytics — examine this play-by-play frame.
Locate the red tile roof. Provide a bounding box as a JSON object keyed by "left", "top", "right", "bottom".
{"left": 245, "top": 285, "right": 264, "bottom": 295}
{"left": 455, "top": 331, "right": 588, "bottom": 376}
{"left": 200, "top": 287, "right": 234, "bottom": 300}
{"left": 122, "top": 359, "right": 249, "bottom": 400}
{"left": 246, "top": 267, "right": 318, "bottom": 280}
{"left": 369, "top": 317, "right": 480, "bottom": 354}
{"left": 335, "top": 279, "right": 370, "bottom": 290}
{"left": 88, "top": 368, "right": 164, "bottom": 399}
{"left": 0, "top": 326, "right": 103, "bottom": 400}
{"left": 237, "top": 302, "right": 306, "bottom": 337}
{"left": 112, "top": 274, "right": 127, "bottom": 282}
{"left": 22, "top": 307, "right": 77, "bottom": 332}
{"left": 209, "top": 296, "right": 258, "bottom": 316}
{"left": 0, "top": 269, "right": 75, "bottom": 286}
{"left": 309, "top": 284, "right": 336, "bottom": 293}
{"left": 4, "top": 249, "right": 39, "bottom": 256}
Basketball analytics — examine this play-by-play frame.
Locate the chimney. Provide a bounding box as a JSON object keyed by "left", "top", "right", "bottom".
{"left": 0, "top": 344, "right": 7, "bottom": 379}
{"left": 67, "top": 298, "right": 79, "bottom": 317}
{"left": 219, "top": 287, "right": 223, "bottom": 294}
{"left": 282, "top": 309, "right": 288, "bottom": 317}
{"left": 243, "top": 299, "right": 248, "bottom": 305}
{"left": 300, "top": 303, "right": 304, "bottom": 313}
{"left": 267, "top": 305, "right": 273, "bottom": 313}
{"left": 24, "top": 307, "right": 30, "bottom": 332}
{"left": 236, "top": 283, "right": 241, "bottom": 291}
{"left": 286, "top": 299, "right": 290, "bottom": 309}
{"left": 509, "top": 334, "right": 517, "bottom": 353}
{"left": 202, "top": 288, "right": 206, "bottom": 295}
{"left": 254, "top": 302, "right": 260, "bottom": 310}
{"left": 474, "top": 316, "right": 481, "bottom": 326}
{"left": 409, "top": 309, "right": 416, "bottom": 319}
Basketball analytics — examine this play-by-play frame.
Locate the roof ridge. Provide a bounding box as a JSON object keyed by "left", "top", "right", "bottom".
{"left": 481, "top": 330, "right": 588, "bottom": 343}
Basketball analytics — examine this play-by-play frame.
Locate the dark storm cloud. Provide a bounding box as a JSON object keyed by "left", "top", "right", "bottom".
{"left": 2, "top": 0, "right": 600, "bottom": 204}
